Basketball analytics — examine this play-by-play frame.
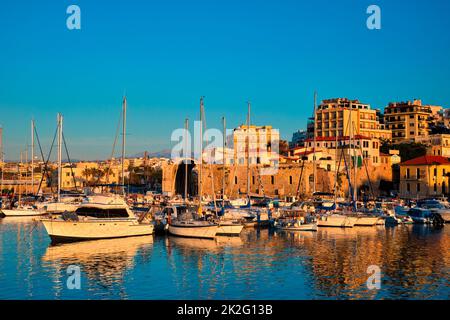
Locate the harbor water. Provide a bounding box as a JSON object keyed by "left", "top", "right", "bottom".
{"left": 0, "top": 217, "right": 448, "bottom": 300}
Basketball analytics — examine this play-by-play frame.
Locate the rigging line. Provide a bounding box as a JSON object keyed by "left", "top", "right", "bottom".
{"left": 352, "top": 122, "right": 375, "bottom": 199}
{"left": 106, "top": 109, "right": 123, "bottom": 184}
{"left": 35, "top": 125, "right": 58, "bottom": 195}
{"left": 200, "top": 105, "right": 218, "bottom": 215}
{"left": 62, "top": 132, "right": 78, "bottom": 192}
{"left": 296, "top": 146, "right": 309, "bottom": 199}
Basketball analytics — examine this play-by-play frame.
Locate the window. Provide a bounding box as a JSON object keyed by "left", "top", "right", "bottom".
{"left": 434, "top": 168, "right": 437, "bottom": 177}
{"left": 234, "top": 176, "right": 238, "bottom": 184}
{"left": 271, "top": 176, "right": 275, "bottom": 185}
{"left": 407, "top": 183, "right": 410, "bottom": 192}
{"left": 406, "top": 169, "right": 410, "bottom": 179}
{"left": 417, "top": 183, "right": 421, "bottom": 192}
{"left": 434, "top": 183, "right": 437, "bottom": 192}
{"left": 252, "top": 176, "right": 255, "bottom": 185}
{"left": 417, "top": 168, "right": 420, "bottom": 179}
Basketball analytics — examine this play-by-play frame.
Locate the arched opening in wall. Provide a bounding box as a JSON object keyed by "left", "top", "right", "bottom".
{"left": 174, "top": 162, "right": 197, "bottom": 197}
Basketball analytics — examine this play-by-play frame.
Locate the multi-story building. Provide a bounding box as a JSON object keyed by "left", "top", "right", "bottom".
{"left": 415, "top": 134, "right": 450, "bottom": 157}
{"left": 290, "top": 129, "right": 307, "bottom": 148}
{"left": 303, "top": 135, "right": 382, "bottom": 164}
{"left": 232, "top": 125, "right": 280, "bottom": 165}
{"left": 314, "top": 98, "right": 391, "bottom": 141}
{"left": 399, "top": 155, "right": 450, "bottom": 198}
{"left": 384, "top": 99, "right": 434, "bottom": 143}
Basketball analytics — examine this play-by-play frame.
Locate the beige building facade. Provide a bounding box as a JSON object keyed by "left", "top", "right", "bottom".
{"left": 315, "top": 98, "right": 391, "bottom": 140}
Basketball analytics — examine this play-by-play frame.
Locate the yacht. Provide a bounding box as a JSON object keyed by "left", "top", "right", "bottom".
{"left": 40, "top": 194, "right": 154, "bottom": 243}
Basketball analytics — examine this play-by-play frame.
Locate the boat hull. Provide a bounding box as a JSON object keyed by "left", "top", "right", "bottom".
{"left": 438, "top": 211, "right": 450, "bottom": 223}
{"left": 216, "top": 223, "right": 244, "bottom": 236}
{"left": 278, "top": 223, "right": 318, "bottom": 232}
{"left": 1, "top": 209, "right": 47, "bottom": 217}
{"left": 354, "top": 216, "right": 380, "bottom": 226}
{"left": 41, "top": 218, "right": 154, "bottom": 243}
{"left": 317, "top": 215, "right": 355, "bottom": 228}
{"left": 168, "top": 224, "right": 218, "bottom": 239}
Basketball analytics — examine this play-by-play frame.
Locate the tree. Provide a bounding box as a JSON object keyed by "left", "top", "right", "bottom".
{"left": 380, "top": 141, "right": 427, "bottom": 162}
{"left": 278, "top": 140, "right": 290, "bottom": 156}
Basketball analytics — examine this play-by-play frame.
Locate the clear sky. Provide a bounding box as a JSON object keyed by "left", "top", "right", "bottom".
{"left": 1, "top": 0, "right": 449, "bottom": 160}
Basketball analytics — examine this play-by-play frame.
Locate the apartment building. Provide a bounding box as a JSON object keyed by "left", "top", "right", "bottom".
{"left": 233, "top": 125, "right": 280, "bottom": 165}
{"left": 303, "top": 135, "right": 382, "bottom": 165}
{"left": 314, "top": 98, "right": 391, "bottom": 140}
{"left": 384, "top": 99, "right": 435, "bottom": 143}
{"left": 415, "top": 134, "right": 450, "bottom": 157}
{"left": 399, "top": 155, "right": 450, "bottom": 198}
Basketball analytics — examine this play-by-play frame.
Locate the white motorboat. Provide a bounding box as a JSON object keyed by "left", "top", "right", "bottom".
{"left": 40, "top": 194, "right": 154, "bottom": 243}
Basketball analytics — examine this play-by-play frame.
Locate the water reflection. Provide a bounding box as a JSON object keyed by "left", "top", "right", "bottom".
{"left": 0, "top": 217, "right": 448, "bottom": 299}
{"left": 42, "top": 236, "right": 154, "bottom": 299}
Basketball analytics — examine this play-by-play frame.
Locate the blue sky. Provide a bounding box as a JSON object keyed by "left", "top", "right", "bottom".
{"left": 1, "top": 0, "right": 449, "bottom": 160}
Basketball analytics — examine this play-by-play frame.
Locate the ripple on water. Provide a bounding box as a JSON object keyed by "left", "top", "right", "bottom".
{"left": 0, "top": 220, "right": 448, "bottom": 299}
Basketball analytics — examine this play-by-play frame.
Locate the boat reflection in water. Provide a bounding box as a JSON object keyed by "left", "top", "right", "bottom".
{"left": 285, "top": 225, "right": 449, "bottom": 299}
{"left": 0, "top": 217, "right": 447, "bottom": 299}
{"left": 42, "top": 235, "right": 154, "bottom": 295}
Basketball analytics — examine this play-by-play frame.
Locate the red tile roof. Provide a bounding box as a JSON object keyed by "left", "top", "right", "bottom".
{"left": 401, "top": 155, "right": 450, "bottom": 166}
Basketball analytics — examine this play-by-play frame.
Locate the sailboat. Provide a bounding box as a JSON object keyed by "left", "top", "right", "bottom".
{"left": 167, "top": 97, "right": 219, "bottom": 239}
{"left": 35, "top": 114, "right": 81, "bottom": 213}
{"left": 214, "top": 116, "right": 244, "bottom": 236}
{"left": 309, "top": 93, "right": 354, "bottom": 228}
{"left": 1, "top": 120, "right": 47, "bottom": 217}
{"left": 40, "top": 99, "right": 154, "bottom": 243}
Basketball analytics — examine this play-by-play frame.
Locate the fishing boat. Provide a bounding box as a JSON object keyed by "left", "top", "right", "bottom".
{"left": 40, "top": 194, "right": 154, "bottom": 243}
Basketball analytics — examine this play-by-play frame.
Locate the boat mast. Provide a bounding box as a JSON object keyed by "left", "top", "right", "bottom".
{"left": 31, "top": 119, "right": 34, "bottom": 196}
{"left": 313, "top": 92, "right": 317, "bottom": 195}
{"left": 57, "top": 113, "right": 63, "bottom": 203}
{"left": 18, "top": 151, "right": 22, "bottom": 205}
{"left": 184, "top": 118, "right": 188, "bottom": 202}
{"left": 198, "top": 97, "right": 204, "bottom": 215}
{"left": 247, "top": 101, "right": 251, "bottom": 204}
{"left": 353, "top": 121, "right": 358, "bottom": 210}
{"left": 222, "top": 116, "right": 226, "bottom": 200}
{"left": 334, "top": 123, "right": 338, "bottom": 203}
{"left": 121, "top": 96, "right": 127, "bottom": 195}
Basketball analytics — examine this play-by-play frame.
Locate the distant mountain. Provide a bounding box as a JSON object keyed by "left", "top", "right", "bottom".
{"left": 132, "top": 150, "right": 172, "bottom": 158}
